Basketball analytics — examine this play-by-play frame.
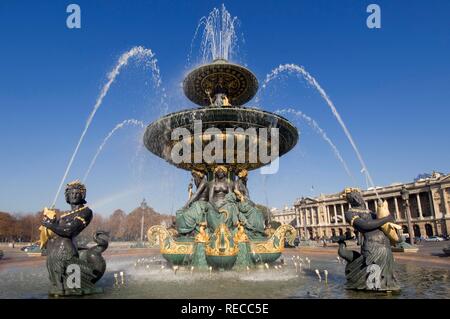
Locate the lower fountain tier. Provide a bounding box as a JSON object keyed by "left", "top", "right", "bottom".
{"left": 143, "top": 107, "right": 299, "bottom": 171}
{"left": 148, "top": 224, "right": 297, "bottom": 269}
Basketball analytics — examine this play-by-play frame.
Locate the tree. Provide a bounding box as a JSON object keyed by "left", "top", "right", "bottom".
{"left": 0, "top": 212, "right": 15, "bottom": 242}
{"left": 0, "top": 203, "right": 174, "bottom": 243}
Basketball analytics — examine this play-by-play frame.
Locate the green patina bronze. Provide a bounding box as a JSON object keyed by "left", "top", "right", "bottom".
{"left": 145, "top": 60, "right": 299, "bottom": 270}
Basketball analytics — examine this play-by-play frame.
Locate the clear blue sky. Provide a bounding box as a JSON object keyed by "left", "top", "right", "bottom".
{"left": 1, "top": 0, "right": 449, "bottom": 216}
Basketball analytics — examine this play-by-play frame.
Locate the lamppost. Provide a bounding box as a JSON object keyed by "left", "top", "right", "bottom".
{"left": 401, "top": 186, "right": 415, "bottom": 246}
{"left": 140, "top": 198, "right": 147, "bottom": 243}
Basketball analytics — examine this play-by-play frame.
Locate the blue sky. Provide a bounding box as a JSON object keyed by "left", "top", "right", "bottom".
{"left": 0, "top": 0, "right": 449, "bottom": 216}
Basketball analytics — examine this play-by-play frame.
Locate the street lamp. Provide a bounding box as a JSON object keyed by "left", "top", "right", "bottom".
{"left": 140, "top": 198, "right": 147, "bottom": 243}
{"left": 400, "top": 186, "right": 415, "bottom": 246}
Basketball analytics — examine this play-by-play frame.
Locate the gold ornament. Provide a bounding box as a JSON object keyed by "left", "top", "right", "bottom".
{"left": 222, "top": 95, "right": 231, "bottom": 107}
{"left": 233, "top": 223, "right": 249, "bottom": 243}
{"left": 237, "top": 169, "right": 248, "bottom": 178}
{"left": 39, "top": 207, "right": 57, "bottom": 249}
{"left": 250, "top": 224, "right": 296, "bottom": 254}
{"left": 214, "top": 165, "right": 228, "bottom": 174}
{"left": 66, "top": 180, "right": 86, "bottom": 195}
{"left": 147, "top": 225, "right": 194, "bottom": 255}
{"left": 205, "top": 224, "right": 239, "bottom": 256}
{"left": 191, "top": 169, "right": 205, "bottom": 178}
{"left": 340, "top": 187, "right": 361, "bottom": 198}
{"left": 376, "top": 200, "right": 402, "bottom": 244}
{"left": 195, "top": 222, "right": 210, "bottom": 243}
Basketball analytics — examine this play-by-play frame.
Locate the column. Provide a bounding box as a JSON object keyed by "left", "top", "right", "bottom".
{"left": 441, "top": 187, "right": 449, "bottom": 216}
{"left": 427, "top": 191, "right": 436, "bottom": 218}
{"left": 440, "top": 188, "right": 449, "bottom": 237}
{"left": 416, "top": 193, "right": 424, "bottom": 219}
{"left": 334, "top": 205, "right": 338, "bottom": 225}
{"left": 341, "top": 204, "right": 345, "bottom": 225}
{"left": 394, "top": 197, "right": 401, "bottom": 220}
{"left": 326, "top": 206, "right": 331, "bottom": 226}
{"left": 300, "top": 209, "right": 303, "bottom": 226}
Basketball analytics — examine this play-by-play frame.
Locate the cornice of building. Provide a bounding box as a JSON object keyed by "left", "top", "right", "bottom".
{"left": 293, "top": 173, "right": 449, "bottom": 207}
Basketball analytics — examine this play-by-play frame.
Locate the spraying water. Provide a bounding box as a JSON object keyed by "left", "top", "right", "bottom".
{"left": 83, "top": 119, "right": 145, "bottom": 182}
{"left": 263, "top": 64, "right": 380, "bottom": 199}
{"left": 189, "top": 4, "right": 239, "bottom": 63}
{"left": 51, "top": 46, "right": 161, "bottom": 207}
{"left": 276, "top": 108, "right": 354, "bottom": 181}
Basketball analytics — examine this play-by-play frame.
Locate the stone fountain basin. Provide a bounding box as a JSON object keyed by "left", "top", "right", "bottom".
{"left": 143, "top": 107, "right": 299, "bottom": 171}
{"left": 250, "top": 252, "right": 282, "bottom": 264}
{"left": 205, "top": 255, "right": 238, "bottom": 270}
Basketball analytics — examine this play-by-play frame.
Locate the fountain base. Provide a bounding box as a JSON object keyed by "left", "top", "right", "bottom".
{"left": 148, "top": 224, "right": 296, "bottom": 270}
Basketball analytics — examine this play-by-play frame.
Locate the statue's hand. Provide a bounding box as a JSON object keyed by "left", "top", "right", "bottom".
{"left": 385, "top": 214, "right": 395, "bottom": 223}
{"left": 43, "top": 207, "right": 56, "bottom": 220}
{"left": 41, "top": 218, "right": 52, "bottom": 227}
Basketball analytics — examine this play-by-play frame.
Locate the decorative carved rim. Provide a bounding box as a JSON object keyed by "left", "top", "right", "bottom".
{"left": 183, "top": 61, "right": 258, "bottom": 106}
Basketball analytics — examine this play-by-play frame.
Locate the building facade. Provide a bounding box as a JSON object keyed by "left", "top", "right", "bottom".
{"left": 292, "top": 172, "right": 450, "bottom": 240}
{"left": 271, "top": 206, "right": 296, "bottom": 225}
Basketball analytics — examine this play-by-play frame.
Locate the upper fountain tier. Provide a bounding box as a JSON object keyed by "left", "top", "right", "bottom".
{"left": 143, "top": 60, "right": 298, "bottom": 173}
{"left": 183, "top": 59, "right": 258, "bottom": 107}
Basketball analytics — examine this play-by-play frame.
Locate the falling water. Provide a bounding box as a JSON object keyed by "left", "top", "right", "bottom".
{"left": 189, "top": 4, "right": 239, "bottom": 63}
{"left": 276, "top": 108, "right": 354, "bottom": 181}
{"left": 83, "top": 119, "right": 145, "bottom": 182}
{"left": 263, "top": 64, "right": 380, "bottom": 199}
{"left": 51, "top": 46, "right": 161, "bottom": 207}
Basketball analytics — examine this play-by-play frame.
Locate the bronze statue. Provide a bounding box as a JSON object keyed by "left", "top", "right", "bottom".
{"left": 41, "top": 181, "right": 108, "bottom": 296}
{"left": 176, "top": 169, "right": 214, "bottom": 236}
{"left": 337, "top": 188, "right": 400, "bottom": 292}
{"left": 234, "top": 169, "right": 267, "bottom": 239}
{"left": 206, "top": 165, "right": 241, "bottom": 231}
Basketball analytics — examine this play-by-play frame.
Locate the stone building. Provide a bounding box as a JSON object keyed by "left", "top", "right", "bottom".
{"left": 292, "top": 172, "right": 450, "bottom": 240}
{"left": 271, "top": 206, "right": 296, "bottom": 225}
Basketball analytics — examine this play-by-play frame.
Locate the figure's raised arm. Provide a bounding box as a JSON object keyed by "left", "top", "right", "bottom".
{"left": 184, "top": 178, "right": 207, "bottom": 208}
{"left": 351, "top": 213, "right": 394, "bottom": 232}
{"left": 42, "top": 217, "right": 84, "bottom": 238}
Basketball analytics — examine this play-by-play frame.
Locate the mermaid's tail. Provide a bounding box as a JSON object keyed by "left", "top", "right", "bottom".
{"left": 79, "top": 231, "right": 109, "bottom": 283}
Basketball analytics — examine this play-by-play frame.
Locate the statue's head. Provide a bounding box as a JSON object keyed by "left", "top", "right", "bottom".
{"left": 342, "top": 187, "right": 365, "bottom": 208}
{"left": 65, "top": 180, "right": 87, "bottom": 205}
{"left": 214, "top": 165, "right": 228, "bottom": 179}
{"left": 237, "top": 169, "right": 248, "bottom": 180}
{"left": 191, "top": 169, "right": 205, "bottom": 184}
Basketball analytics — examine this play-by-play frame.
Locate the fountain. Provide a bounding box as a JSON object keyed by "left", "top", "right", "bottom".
{"left": 1, "top": 4, "right": 443, "bottom": 300}
{"left": 145, "top": 58, "right": 298, "bottom": 270}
